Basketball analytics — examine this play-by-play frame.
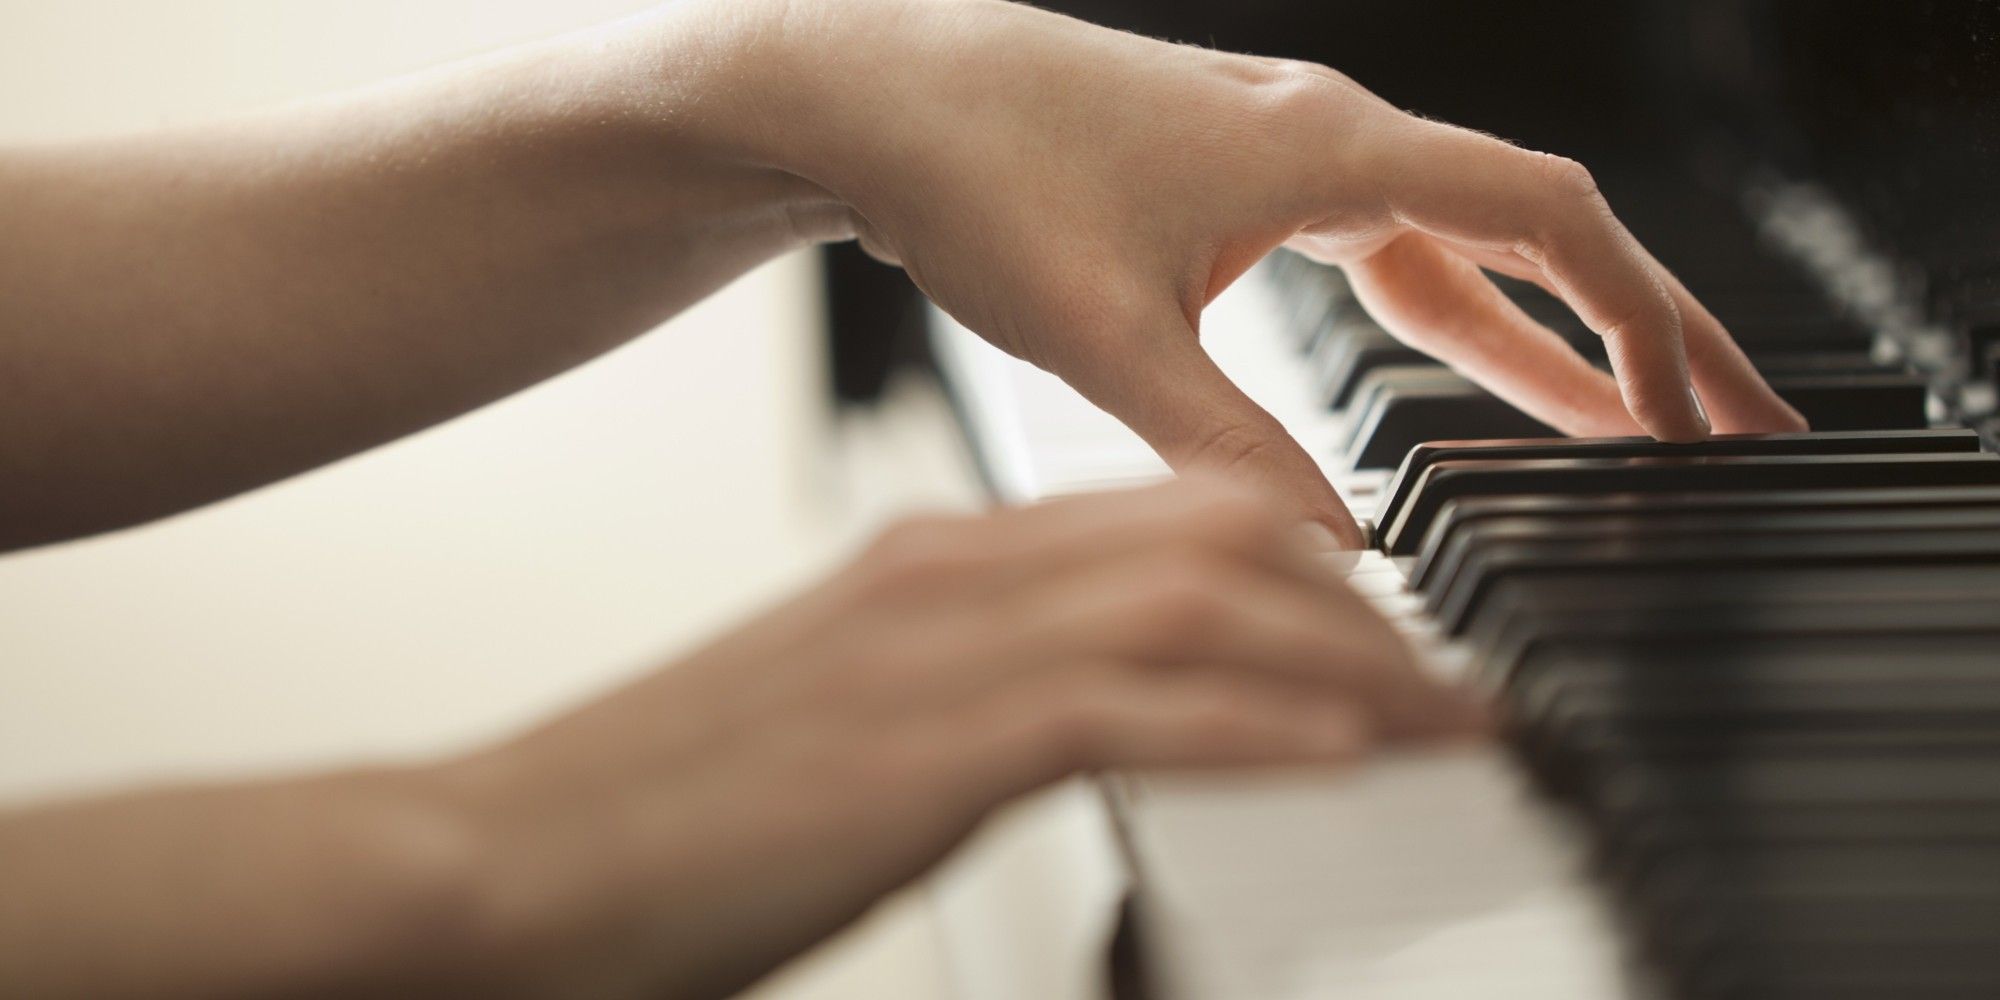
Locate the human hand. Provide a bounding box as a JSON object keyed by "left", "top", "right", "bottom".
{"left": 753, "top": 0, "right": 1807, "bottom": 546}
{"left": 446, "top": 480, "right": 1484, "bottom": 998}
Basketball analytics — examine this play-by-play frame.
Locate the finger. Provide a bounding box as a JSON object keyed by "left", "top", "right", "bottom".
{"left": 1344, "top": 234, "right": 1642, "bottom": 437}
{"left": 961, "top": 661, "right": 1377, "bottom": 801}
{"left": 1007, "top": 550, "right": 1486, "bottom": 740}
{"left": 1445, "top": 242, "right": 1567, "bottom": 292}
{"left": 1055, "top": 306, "right": 1366, "bottom": 547}
{"left": 972, "top": 477, "right": 1350, "bottom": 598}
{"left": 1636, "top": 253, "right": 1809, "bottom": 434}
{"left": 1362, "top": 121, "right": 1709, "bottom": 441}
{"left": 1430, "top": 241, "right": 1807, "bottom": 434}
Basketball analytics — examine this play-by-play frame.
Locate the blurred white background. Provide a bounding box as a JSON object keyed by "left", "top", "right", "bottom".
{"left": 0, "top": 2, "right": 977, "bottom": 996}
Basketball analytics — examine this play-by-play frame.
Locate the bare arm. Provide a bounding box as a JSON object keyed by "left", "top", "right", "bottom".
{"left": 0, "top": 480, "right": 1486, "bottom": 999}
{"left": 0, "top": 769, "right": 484, "bottom": 997}
{"left": 0, "top": 3, "right": 836, "bottom": 551}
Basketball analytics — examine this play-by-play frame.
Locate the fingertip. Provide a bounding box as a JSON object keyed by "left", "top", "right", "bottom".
{"left": 1782, "top": 403, "right": 1812, "bottom": 433}
{"left": 1766, "top": 395, "right": 1811, "bottom": 434}
{"left": 1629, "top": 384, "right": 1713, "bottom": 444}
{"left": 1312, "top": 507, "right": 1369, "bottom": 551}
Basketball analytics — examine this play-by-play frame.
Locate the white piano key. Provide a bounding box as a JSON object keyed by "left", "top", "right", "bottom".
{"left": 932, "top": 257, "right": 1626, "bottom": 999}
{"left": 1116, "top": 748, "right": 1633, "bottom": 1000}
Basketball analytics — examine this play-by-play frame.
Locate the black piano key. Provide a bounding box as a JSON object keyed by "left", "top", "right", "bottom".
{"left": 1410, "top": 481, "right": 2000, "bottom": 588}
{"left": 1332, "top": 367, "right": 1476, "bottom": 456}
{"left": 1501, "top": 595, "right": 2000, "bottom": 700}
{"left": 1712, "top": 314, "right": 1878, "bottom": 354}
{"left": 1430, "top": 522, "right": 2000, "bottom": 637}
{"left": 1465, "top": 561, "right": 2000, "bottom": 671}
{"left": 1741, "top": 349, "right": 1901, "bottom": 377}
{"left": 1586, "top": 749, "right": 2000, "bottom": 842}
{"left": 1766, "top": 372, "right": 1934, "bottom": 430}
{"left": 1535, "top": 636, "right": 2000, "bottom": 818}
{"left": 1504, "top": 601, "right": 2000, "bottom": 726}
{"left": 1376, "top": 429, "right": 1981, "bottom": 545}
{"left": 1418, "top": 505, "right": 2000, "bottom": 607}
{"left": 1381, "top": 450, "right": 2000, "bottom": 557}
{"left": 1494, "top": 262, "right": 1858, "bottom": 341}
{"left": 1309, "top": 323, "right": 1427, "bottom": 409}
{"left": 1355, "top": 371, "right": 1932, "bottom": 487}
{"left": 1266, "top": 254, "right": 1354, "bottom": 350}
{"left": 1638, "top": 850, "right": 2000, "bottom": 1000}
{"left": 1341, "top": 383, "right": 1556, "bottom": 471}
{"left": 1519, "top": 610, "right": 2000, "bottom": 764}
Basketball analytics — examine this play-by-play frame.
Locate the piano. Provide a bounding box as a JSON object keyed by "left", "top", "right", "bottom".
{"left": 910, "top": 1, "right": 2000, "bottom": 997}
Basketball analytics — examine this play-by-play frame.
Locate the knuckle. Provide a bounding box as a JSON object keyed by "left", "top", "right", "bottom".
{"left": 1256, "top": 60, "right": 1381, "bottom": 128}
{"left": 1126, "top": 560, "right": 1232, "bottom": 645}
{"left": 1533, "top": 152, "right": 1601, "bottom": 200}
{"left": 1037, "top": 681, "right": 1119, "bottom": 770}
{"left": 1183, "top": 691, "right": 1262, "bottom": 747}
{"left": 861, "top": 632, "right": 939, "bottom": 689}
{"left": 1179, "top": 416, "right": 1288, "bottom": 474}
{"left": 1180, "top": 485, "right": 1286, "bottom": 553}
{"left": 860, "top": 514, "right": 983, "bottom": 591}
{"left": 1260, "top": 64, "right": 1344, "bottom": 117}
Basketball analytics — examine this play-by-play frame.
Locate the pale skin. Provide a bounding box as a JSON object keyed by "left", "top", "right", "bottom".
{"left": 0, "top": 0, "right": 1806, "bottom": 995}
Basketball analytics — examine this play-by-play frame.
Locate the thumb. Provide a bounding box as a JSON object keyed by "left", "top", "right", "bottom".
{"left": 1056, "top": 310, "right": 1365, "bottom": 549}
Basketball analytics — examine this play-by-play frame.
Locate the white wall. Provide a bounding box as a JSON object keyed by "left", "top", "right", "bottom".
{"left": 0, "top": 3, "right": 955, "bottom": 996}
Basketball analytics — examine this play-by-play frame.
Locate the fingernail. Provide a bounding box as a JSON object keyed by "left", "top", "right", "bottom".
{"left": 1686, "top": 386, "right": 1712, "bottom": 436}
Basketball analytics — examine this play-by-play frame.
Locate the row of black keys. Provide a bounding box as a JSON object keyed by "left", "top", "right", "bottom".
{"left": 1372, "top": 428, "right": 2000, "bottom": 999}
{"left": 1264, "top": 251, "right": 1954, "bottom": 471}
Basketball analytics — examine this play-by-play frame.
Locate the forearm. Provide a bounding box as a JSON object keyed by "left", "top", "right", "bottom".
{"left": 0, "top": 767, "right": 492, "bottom": 998}
{"left": 0, "top": 1, "right": 836, "bottom": 551}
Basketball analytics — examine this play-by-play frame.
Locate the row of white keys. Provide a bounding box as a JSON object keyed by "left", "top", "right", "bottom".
{"left": 930, "top": 265, "right": 1635, "bottom": 1000}
{"left": 1116, "top": 548, "right": 1634, "bottom": 1000}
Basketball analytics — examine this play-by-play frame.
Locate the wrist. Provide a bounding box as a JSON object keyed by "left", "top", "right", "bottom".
{"left": 709, "top": 0, "right": 960, "bottom": 202}
{"left": 422, "top": 741, "right": 675, "bottom": 993}
{"left": 455, "top": 0, "right": 849, "bottom": 252}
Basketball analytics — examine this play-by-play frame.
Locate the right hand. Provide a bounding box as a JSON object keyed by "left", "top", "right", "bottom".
{"left": 754, "top": 0, "right": 1807, "bottom": 546}
{"left": 445, "top": 478, "right": 1485, "bottom": 998}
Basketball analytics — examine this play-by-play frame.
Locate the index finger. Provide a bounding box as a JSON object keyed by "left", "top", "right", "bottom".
{"left": 1050, "top": 304, "right": 1367, "bottom": 548}
{"left": 1358, "top": 119, "right": 1711, "bottom": 441}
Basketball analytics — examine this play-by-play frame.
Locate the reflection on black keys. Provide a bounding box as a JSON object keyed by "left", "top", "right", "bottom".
{"left": 1343, "top": 382, "right": 1556, "bottom": 471}
{"left": 1504, "top": 599, "right": 2000, "bottom": 718}
{"left": 1266, "top": 253, "right": 1356, "bottom": 352}
{"left": 1411, "top": 482, "right": 2000, "bottom": 591}
{"left": 1714, "top": 313, "right": 1877, "bottom": 354}
{"left": 1745, "top": 350, "right": 1899, "bottom": 377}
{"left": 1465, "top": 562, "right": 2000, "bottom": 670}
{"left": 1417, "top": 504, "right": 2000, "bottom": 603}
{"left": 1376, "top": 429, "right": 1982, "bottom": 541}
{"left": 1381, "top": 451, "right": 2000, "bottom": 556}
{"left": 1334, "top": 367, "right": 1472, "bottom": 455}
{"left": 1310, "top": 322, "right": 1427, "bottom": 409}
{"left": 1355, "top": 371, "right": 1928, "bottom": 486}
{"left": 1429, "top": 522, "right": 2000, "bottom": 637}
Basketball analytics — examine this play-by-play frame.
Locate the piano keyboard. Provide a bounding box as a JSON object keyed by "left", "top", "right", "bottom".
{"left": 928, "top": 191, "right": 2000, "bottom": 998}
